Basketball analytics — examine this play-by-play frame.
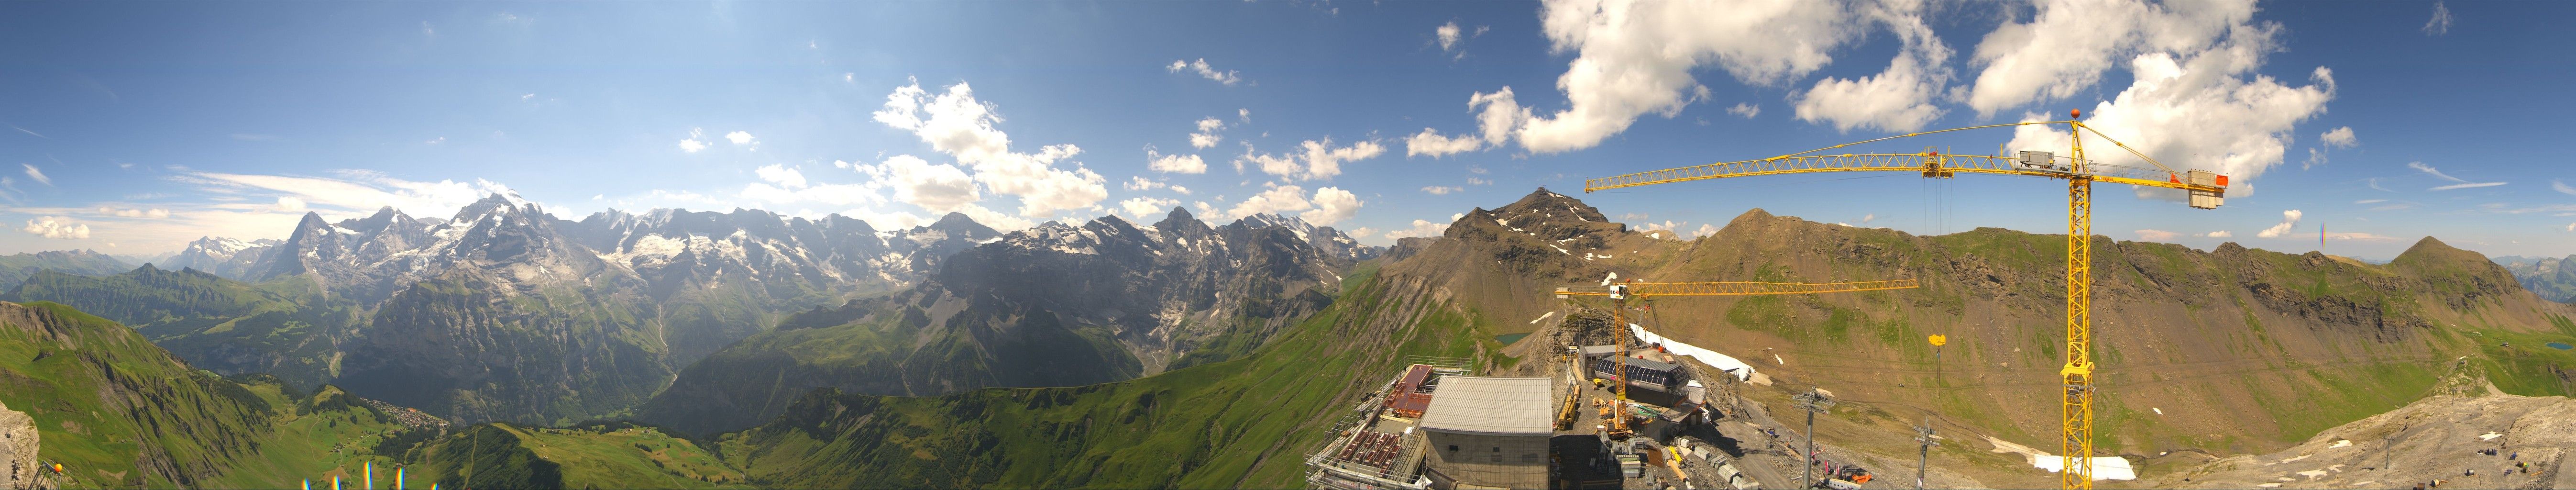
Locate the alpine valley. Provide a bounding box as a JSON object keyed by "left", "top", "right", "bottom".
{"left": 5, "top": 190, "right": 2574, "bottom": 489}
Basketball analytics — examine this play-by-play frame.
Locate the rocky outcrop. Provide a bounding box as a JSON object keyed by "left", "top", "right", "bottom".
{"left": 0, "top": 400, "right": 41, "bottom": 490}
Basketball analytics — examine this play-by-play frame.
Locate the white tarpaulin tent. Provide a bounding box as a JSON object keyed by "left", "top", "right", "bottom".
{"left": 1628, "top": 323, "right": 1756, "bottom": 381}
{"left": 1987, "top": 436, "right": 2138, "bottom": 481}
{"left": 2029, "top": 455, "right": 2137, "bottom": 481}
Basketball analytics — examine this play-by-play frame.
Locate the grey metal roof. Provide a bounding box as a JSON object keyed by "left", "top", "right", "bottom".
{"left": 1578, "top": 345, "right": 1620, "bottom": 356}
{"left": 1417, "top": 376, "right": 1554, "bottom": 436}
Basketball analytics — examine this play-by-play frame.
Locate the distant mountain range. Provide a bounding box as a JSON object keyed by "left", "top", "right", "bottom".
{"left": 0, "top": 249, "right": 131, "bottom": 289}
{"left": 4, "top": 188, "right": 2573, "bottom": 489}
{"left": 3, "top": 193, "right": 1378, "bottom": 426}
{"left": 635, "top": 208, "right": 1368, "bottom": 434}
{"left": 2497, "top": 254, "right": 2576, "bottom": 303}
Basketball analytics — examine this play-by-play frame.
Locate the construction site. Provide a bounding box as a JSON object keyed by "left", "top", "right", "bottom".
{"left": 1313, "top": 116, "right": 2246, "bottom": 490}
{"left": 1304, "top": 292, "right": 1977, "bottom": 490}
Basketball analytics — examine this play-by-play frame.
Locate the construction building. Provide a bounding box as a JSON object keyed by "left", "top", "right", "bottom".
{"left": 1386, "top": 364, "right": 1442, "bottom": 418}
{"left": 1306, "top": 362, "right": 1469, "bottom": 490}
{"left": 1418, "top": 376, "right": 1554, "bottom": 490}
{"left": 1588, "top": 354, "right": 1683, "bottom": 394}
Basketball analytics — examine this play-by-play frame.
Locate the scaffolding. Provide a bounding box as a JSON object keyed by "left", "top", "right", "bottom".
{"left": 1304, "top": 363, "right": 1470, "bottom": 490}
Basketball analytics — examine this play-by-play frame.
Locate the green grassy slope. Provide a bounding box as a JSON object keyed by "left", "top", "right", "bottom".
{"left": 6, "top": 266, "right": 361, "bottom": 389}
{"left": 712, "top": 263, "right": 1498, "bottom": 489}
{"left": 195, "top": 384, "right": 420, "bottom": 489}
{"left": 1641, "top": 211, "right": 2576, "bottom": 456}
{"left": 396, "top": 422, "right": 749, "bottom": 489}
{"left": 0, "top": 300, "right": 413, "bottom": 489}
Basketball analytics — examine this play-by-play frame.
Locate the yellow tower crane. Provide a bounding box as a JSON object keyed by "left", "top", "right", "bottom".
{"left": 1581, "top": 111, "right": 2227, "bottom": 489}
{"left": 1554, "top": 278, "right": 1920, "bottom": 438}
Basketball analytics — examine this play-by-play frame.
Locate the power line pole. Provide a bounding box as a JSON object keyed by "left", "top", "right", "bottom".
{"left": 1916, "top": 419, "right": 1938, "bottom": 490}
{"left": 1794, "top": 387, "right": 1836, "bottom": 490}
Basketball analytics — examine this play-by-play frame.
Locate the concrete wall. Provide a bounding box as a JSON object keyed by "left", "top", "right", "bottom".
{"left": 1423, "top": 431, "right": 1548, "bottom": 490}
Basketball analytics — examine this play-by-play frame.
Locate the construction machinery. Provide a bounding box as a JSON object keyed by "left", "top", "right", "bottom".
{"left": 1582, "top": 111, "right": 2228, "bottom": 489}
{"left": 1555, "top": 278, "right": 1920, "bottom": 438}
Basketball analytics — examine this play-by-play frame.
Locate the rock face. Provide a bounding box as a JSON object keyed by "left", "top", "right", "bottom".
{"left": 157, "top": 237, "right": 280, "bottom": 280}
{"left": 0, "top": 400, "right": 40, "bottom": 490}
{"left": 636, "top": 207, "right": 1357, "bottom": 434}
{"left": 1233, "top": 212, "right": 1382, "bottom": 261}
{"left": 2160, "top": 389, "right": 2576, "bottom": 490}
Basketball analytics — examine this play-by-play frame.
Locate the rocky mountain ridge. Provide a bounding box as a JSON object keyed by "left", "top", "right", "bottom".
{"left": 0, "top": 249, "right": 130, "bottom": 290}
{"left": 156, "top": 236, "right": 280, "bottom": 278}
{"left": 636, "top": 207, "right": 1361, "bottom": 434}
{"left": 2499, "top": 254, "right": 2576, "bottom": 303}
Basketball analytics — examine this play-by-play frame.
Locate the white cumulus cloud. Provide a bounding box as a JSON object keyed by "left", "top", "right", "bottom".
{"left": 1437, "top": 21, "right": 1464, "bottom": 51}
{"left": 2320, "top": 126, "right": 2356, "bottom": 148}
{"left": 1120, "top": 196, "right": 1181, "bottom": 220}
{"left": 2553, "top": 179, "right": 2576, "bottom": 196}
{"left": 2204, "top": 230, "right": 2232, "bottom": 238}
{"left": 872, "top": 79, "right": 1109, "bottom": 218}
{"left": 1145, "top": 146, "right": 1208, "bottom": 174}
{"left": 1998, "top": 14, "right": 2335, "bottom": 199}
{"left": 1190, "top": 117, "right": 1226, "bottom": 149}
{"left": 2256, "top": 209, "right": 2301, "bottom": 238}
{"left": 1384, "top": 218, "right": 1451, "bottom": 239}
{"left": 755, "top": 164, "right": 806, "bottom": 188}
{"left": 1305, "top": 187, "right": 1362, "bottom": 226}
{"left": 1167, "top": 58, "right": 1242, "bottom": 86}
{"left": 863, "top": 155, "right": 980, "bottom": 213}
{"left": 1238, "top": 138, "right": 1384, "bottom": 181}
{"left": 1402, "top": 87, "right": 1529, "bottom": 158}
{"left": 1793, "top": 2, "right": 1951, "bottom": 132}
{"left": 679, "top": 128, "right": 709, "bottom": 153}
{"left": 1405, "top": 129, "right": 1484, "bottom": 158}
{"left": 725, "top": 131, "right": 756, "bottom": 145}
{"left": 21, "top": 216, "right": 89, "bottom": 239}
{"left": 1422, "top": 186, "right": 1462, "bottom": 195}
{"left": 1225, "top": 184, "right": 1312, "bottom": 219}
{"left": 1964, "top": 0, "right": 2260, "bottom": 116}
{"left": 1497, "top": 0, "right": 1859, "bottom": 153}
{"left": 1727, "top": 102, "right": 1760, "bottom": 119}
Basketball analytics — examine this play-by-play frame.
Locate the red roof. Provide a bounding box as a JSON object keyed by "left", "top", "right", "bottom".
{"left": 1387, "top": 365, "right": 1438, "bottom": 416}
{"left": 1333, "top": 430, "right": 1409, "bottom": 469}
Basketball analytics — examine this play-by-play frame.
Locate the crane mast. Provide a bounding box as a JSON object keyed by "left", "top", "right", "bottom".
{"left": 1581, "top": 111, "right": 2224, "bottom": 489}
{"left": 1555, "top": 279, "right": 1919, "bottom": 438}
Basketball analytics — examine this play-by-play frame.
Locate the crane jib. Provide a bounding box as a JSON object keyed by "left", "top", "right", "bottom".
{"left": 1580, "top": 119, "right": 2223, "bottom": 490}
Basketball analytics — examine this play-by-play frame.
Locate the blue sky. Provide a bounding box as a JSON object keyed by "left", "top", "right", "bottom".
{"left": 3, "top": 0, "right": 2573, "bottom": 260}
